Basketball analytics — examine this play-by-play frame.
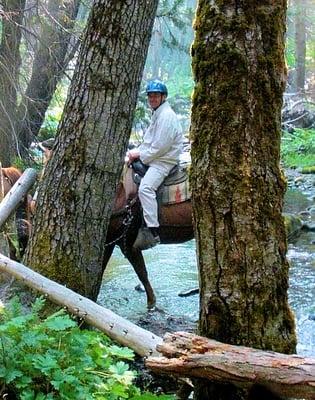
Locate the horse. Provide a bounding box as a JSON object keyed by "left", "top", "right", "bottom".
{"left": 0, "top": 167, "right": 31, "bottom": 259}
{"left": 0, "top": 167, "right": 22, "bottom": 197}
{"left": 30, "top": 144, "right": 193, "bottom": 308}
{"left": 103, "top": 166, "right": 193, "bottom": 308}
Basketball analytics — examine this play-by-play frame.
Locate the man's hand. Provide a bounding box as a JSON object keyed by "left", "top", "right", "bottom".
{"left": 127, "top": 148, "right": 140, "bottom": 165}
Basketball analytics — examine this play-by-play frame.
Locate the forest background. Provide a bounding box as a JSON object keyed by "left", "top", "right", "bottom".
{"left": 0, "top": 0, "right": 314, "bottom": 169}
{"left": 0, "top": 0, "right": 315, "bottom": 399}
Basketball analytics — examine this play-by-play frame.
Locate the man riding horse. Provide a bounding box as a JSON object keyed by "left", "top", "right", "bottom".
{"left": 26, "top": 87, "right": 188, "bottom": 307}
{"left": 127, "top": 79, "right": 183, "bottom": 250}
{"left": 32, "top": 80, "right": 183, "bottom": 253}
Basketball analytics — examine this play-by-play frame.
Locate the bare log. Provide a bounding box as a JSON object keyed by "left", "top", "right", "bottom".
{"left": 146, "top": 332, "right": 315, "bottom": 399}
{"left": 0, "top": 168, "right": 37, "bottom": 228}
{"left": 0, "top": 253, "right": 162, "bottom": 357}
{"left": 178, "top": 287, "right": 199, "bottom": 297}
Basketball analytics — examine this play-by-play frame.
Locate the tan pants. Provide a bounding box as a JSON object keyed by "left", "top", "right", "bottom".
{"left": 139, "top": 164, "right": 174, "bottom": 227}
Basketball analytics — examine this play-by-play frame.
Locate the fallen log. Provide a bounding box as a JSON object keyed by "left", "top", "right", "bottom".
{"left": 0, "top": 168, "right": 37, "bottom": 229}
{"left": 0, "top": 253, "right": 162, "bottom": 357}
{"left": 146, "top": 331, "right": 315, "bottom": 399}
{"left": 178, "top": 287, "right": 199, "bottom": 297}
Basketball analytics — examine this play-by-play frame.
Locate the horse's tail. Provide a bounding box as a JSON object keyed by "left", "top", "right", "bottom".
{"left": 15, "top": 194, "right": 32, "bottom": 258}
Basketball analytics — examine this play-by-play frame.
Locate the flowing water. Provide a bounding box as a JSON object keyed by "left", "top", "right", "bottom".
{"left": 285, "top": 186, "right": 315, "bottom": 357}
{"left": 98, "top": 185, "right": 315, "bottom": 357}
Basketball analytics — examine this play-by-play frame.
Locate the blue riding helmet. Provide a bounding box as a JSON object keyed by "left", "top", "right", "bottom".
{"left": 146, "top": 80, "right": 168, "bottom": 96}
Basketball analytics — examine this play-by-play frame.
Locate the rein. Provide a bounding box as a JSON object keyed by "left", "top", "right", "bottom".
{"left": 104, "top": 196, "right": 138, "bottom": 248}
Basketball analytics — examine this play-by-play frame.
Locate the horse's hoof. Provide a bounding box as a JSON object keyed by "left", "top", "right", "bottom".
{"left": 147, "top": 302, "right": 156, "bottom": 311}
{"left": 147, "top": 305, "right": 165, "bottom": 314}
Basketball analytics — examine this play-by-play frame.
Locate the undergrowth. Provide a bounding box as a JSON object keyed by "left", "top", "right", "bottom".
{"left": 281, "top": 128, "right": 315, "bottom": 168}
{"left": 0, "top": 297, "right": 174, "bottom": 400}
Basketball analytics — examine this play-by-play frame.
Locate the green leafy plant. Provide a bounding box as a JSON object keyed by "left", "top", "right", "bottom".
{"left": 38, "top": 114, "right": 59, "bottom": 140}
{"left": 13, "top": 154, "right": 44, "bottom": 173}
{"left": 38, "top": 80, "right": 69, "bottom": 141}
{"left": 281, "top": 128, "right": 315, "bottom": 168}
{"left": 0, "top": 298, "right": 174, "bottom": 400}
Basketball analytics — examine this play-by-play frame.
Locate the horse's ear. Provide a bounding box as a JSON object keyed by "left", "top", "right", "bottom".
{"left": 44, "top": 148, "right": 52, "bottom": 164}
{"left": 28, "top": 193, "right": 36, "bottom": 216}
{"left": 123, "top": 164, "right": 137, "bottom": 200}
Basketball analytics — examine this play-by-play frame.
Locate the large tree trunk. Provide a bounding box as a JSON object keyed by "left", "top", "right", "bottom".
{"left": 151, "top": 26, "right": 162, "bottom": 78}
{"left": 0, "top": 0, "right": 25, "bottom": 166}
{"left": 24, "top": 0, "right": 159, "bottom": 301}
{"left": 190, "top": 1, "right": 296, "bottom": 399}
{"left": 17, "top": 0, "right": 81, "bottom": 155}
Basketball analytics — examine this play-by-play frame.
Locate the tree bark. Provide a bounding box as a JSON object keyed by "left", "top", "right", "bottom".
{"left": 17, "top": 0, "right": 81, "bottom": 154}
{"left": 24, "top": 0, "right": 159, "bottom": 301}
{"left": 146, "top": 332, "right": 315, "bottom": 400}
{"left": 294, "top": 0, "right": 306, "bottom": 93}
{"left": 190, "top": 1, "right": 296, "bottom": 399}
{"left": 0, "top": 0, "right": 25, "bottom": 166}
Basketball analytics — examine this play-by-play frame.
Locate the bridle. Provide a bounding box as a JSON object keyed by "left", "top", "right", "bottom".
{"left": 104, "top": 196, "right": 138, "bottom": 249}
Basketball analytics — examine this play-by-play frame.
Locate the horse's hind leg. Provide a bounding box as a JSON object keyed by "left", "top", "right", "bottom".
{"left": 102, "top": 244, "right": 115, "bottom": 274}
{"left": 15, "top": 197, "right": 31, "bottom": 259}
{"left": 95, "top": 244, "right": 115, "bottom": 301}
{"left": 121, "top": 246, "right": 156, "bottom": 309}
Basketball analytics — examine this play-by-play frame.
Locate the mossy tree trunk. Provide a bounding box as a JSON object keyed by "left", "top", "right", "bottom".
{"left": 190, "top": 1, "right": 297, "bottom": 399}
{"left": 24, "top": 0, "right": 159, "bottom": 301}
{"left": 0, "top": 0, "right": 25, "bottom": 166}
{"left": 294, "top": 0, "right": 306, "bottom": 93}
{"left": 17, "top": 0, "right": 81, "bottom": 155}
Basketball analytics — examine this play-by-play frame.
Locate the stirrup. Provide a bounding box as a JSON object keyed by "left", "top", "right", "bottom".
{"left": 133, "top": 227, "right": 160, "bottom": 250}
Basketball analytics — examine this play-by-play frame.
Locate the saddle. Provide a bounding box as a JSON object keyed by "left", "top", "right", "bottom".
{"left": 130, "top": 159, "right": 190, "bottom": 205}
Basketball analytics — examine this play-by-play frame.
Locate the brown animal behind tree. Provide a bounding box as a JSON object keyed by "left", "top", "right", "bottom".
{"left": 0, "top": 166, "right": 31, "bottom": 259}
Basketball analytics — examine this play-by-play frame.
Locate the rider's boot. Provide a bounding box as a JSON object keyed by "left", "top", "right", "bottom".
{"left": 133, "top": 226, "right": 160, "bottom": 250}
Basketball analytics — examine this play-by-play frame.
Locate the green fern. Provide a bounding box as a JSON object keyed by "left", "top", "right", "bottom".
{"left": 0, "top": 297, "right": 175, "bottom": 400}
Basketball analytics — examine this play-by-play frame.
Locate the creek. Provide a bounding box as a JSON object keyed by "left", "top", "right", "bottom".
{"left": 98, "top": 172, "right": 315, "bottom": 357}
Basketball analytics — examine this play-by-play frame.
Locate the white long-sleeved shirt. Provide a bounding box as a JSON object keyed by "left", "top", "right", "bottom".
{"left": 139, "top": 101, "right": 183, "bottom": 171}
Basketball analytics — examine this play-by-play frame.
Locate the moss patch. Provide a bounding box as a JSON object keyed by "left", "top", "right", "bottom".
{"left": 301, "top": 165, "right": 315, "bottom": 174}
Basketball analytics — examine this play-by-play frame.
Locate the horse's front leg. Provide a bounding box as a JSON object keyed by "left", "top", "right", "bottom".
{"left": 121, "top": 245, "right": 156, "bottom": 309}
